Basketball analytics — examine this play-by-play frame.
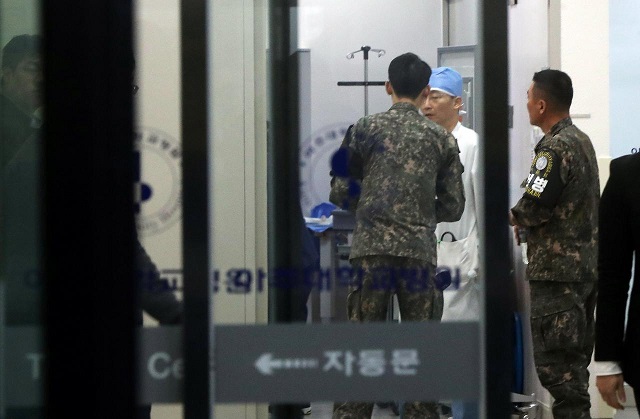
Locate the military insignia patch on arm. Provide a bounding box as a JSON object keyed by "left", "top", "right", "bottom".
{"left": 535, "top": 155, "right": 548, "bottom": 170}
{"left": 523, "top": 149, "right": 563, "bottom": 207}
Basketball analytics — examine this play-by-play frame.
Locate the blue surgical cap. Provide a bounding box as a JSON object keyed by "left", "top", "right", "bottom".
{"left": 429, "top": 67, "right": 463, "bottom": 98}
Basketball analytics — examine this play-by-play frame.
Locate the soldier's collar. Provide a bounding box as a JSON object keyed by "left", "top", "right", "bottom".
{"left": 390, "top": 102, "right": 419, "bottom": 113}
{"left": 548, "top": 117, "right": 573, "bottom": 137}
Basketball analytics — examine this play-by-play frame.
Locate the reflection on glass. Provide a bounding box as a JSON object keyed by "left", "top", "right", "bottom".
{"left": 1, "top": 12, "right": 44, "bottom": 415}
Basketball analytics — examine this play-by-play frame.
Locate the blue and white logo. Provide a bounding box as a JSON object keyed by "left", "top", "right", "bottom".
{"left": 299, "top": 122, "right": 351, "bottom": 216}
{"left": 134, "top": 127, "right": 182, "bottom": 237}
{"left": 535, "top": 155, "right": 548, "bottom": 171}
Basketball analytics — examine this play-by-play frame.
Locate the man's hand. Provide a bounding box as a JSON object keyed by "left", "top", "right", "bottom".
{"left": 596, "top": 374, "right": 626, "bottom": 410}
{"left": 513, "top": 226, "right": 521, "bottom": 246}
{"left": 509, "top": 210, "right": 522, "bottom": 245}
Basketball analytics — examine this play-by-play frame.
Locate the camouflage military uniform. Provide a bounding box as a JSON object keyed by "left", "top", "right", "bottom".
{"left": 330, "top": 102, "right": 465, "bottom": 419}
{"left": 511, "top": 117, "right": 599, "bottom": 419}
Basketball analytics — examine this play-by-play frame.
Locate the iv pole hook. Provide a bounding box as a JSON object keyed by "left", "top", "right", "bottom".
{"left": 346, "top": 45, "right": 386, "bottom": 60}
{"left": 345, "top": 46, "right": 386, "bottom": 115}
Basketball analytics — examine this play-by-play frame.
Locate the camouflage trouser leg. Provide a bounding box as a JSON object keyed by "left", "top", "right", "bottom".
{"left": 332, "top": 255, "right": 440, "bottom": 419}
{"left": 529, "top": 281, "right": 597, "bottom": 419}
{"left": 346, "top": 255, "right": 439, "bottom": 322}
{"left": 332, "top": 401, "right": 374, "bottom": 419}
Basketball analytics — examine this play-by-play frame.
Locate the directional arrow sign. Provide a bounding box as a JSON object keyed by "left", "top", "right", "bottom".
{"left": 217, "top": 323, "right": 480, "bottom": 403}
{"left": 255, "top": 353, "right": 319, "bottom": 375}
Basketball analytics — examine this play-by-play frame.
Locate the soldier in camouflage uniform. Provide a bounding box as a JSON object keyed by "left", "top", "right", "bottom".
{"left": 510, "top": 70, "right": 599, "bottom": 419}
{"left": 330, "top": 52, "right": 465, "bottom": 419}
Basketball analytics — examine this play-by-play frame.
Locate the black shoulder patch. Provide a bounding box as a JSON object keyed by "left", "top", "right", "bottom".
{"left": 523, "top": 148, "right": 564, "bottom": 207}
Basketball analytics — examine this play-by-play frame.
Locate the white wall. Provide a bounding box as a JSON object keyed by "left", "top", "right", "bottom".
{"left": 447, "top": 0, "right": 478, "bottom": 46}
{"left": 610, "top": 0, "right": 640, "bottom": 158}
{"left": 559, "top": 1, "right": 610, "bottom": 160}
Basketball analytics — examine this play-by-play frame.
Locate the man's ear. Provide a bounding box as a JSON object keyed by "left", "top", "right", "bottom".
{"left": 538, "top": 98, "right": 547, "bottom": 115}
{"left": 385, "top": 81, "right": 393, "bottom": 96}
{"left": 453, "top": 96, "right": 463, "bottom": 110}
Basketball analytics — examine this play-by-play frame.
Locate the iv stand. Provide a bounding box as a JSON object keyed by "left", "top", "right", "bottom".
{"left": 337, "top": 45, "right": 386, "bottom": 115}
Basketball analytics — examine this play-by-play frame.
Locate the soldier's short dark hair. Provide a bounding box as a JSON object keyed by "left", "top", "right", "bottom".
{"left": 2, "top": 34, "right": 41, "bottom": 71}
{"left": 532, "top": 69, "right": 573, "bottom": 111}
{"left": 388, "top": 53, "right": 432, "bottom": 100}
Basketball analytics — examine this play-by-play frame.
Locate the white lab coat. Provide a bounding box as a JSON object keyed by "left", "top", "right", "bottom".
{"left": 435, "top": 122, "right": 481, "bottom": 321}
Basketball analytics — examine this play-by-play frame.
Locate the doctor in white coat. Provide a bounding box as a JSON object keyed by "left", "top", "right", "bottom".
{"left": 422, "top": 66, "right": 481, "bottom": 419}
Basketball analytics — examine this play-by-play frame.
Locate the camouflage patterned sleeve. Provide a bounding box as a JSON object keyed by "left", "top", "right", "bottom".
{"left": 511, "top": 196, "right": 553, "bottom": 227}
{"left": 511, "top": 142, "right": 569, "bottom": 226}
{"left": 329, "top": 124, "right": 361, "bottom": 211}
{"left": 329, "top": 177, "right": 360, "bottom": 211}
{"left": 435, "top": 135, "right": 465, "bottom": 222}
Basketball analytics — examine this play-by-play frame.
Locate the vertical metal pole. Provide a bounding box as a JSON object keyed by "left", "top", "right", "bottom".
{"left": 181, "top": 0, "right": 212, "bottom": 417}
{"left": 479, "top": 0, "right": 512, "bottom": 417}
{"left": 269, "top": 0, "right": 303, "bottom": 417}
{"left": 363, "top": 46, "right": 370, "bottom": 116}
{"left": 364, "top": 57, "right": 369, "bottom": 115}
{"left": 43, "top": 1, "right": 137, "bottom": 417}
{"left": 442, "top": 0, "right": 450, "bottom": 47}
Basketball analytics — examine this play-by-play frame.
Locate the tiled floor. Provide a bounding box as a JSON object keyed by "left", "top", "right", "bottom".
{"left": 614, "top": 410, "right": 639, "bottom": 419}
